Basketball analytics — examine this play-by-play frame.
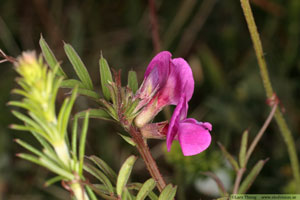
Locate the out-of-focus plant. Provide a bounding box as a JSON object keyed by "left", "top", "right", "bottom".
{"left": 204, "top": 99, "right": 278, "bottom": 198}
{"left": 240, "top": 0, "right": 300, "bottom": 192}
{"left": 8, "top": 51, "right": 91, "bottom": 200}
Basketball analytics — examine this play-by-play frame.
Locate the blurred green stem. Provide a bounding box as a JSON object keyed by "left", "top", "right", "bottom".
{"left": 233, "top": 103, "right": 277, "bottom": 194}
{"left": 240, "top": 0, "right": 300, "bottom": 191}
{"left": 71, "top": 182, "right": 89, "bottom": 200}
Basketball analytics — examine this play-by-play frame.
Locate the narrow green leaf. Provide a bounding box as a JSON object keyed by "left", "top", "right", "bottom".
{"left": 17, "top": 153, "right": 43, "bottom": 166}
{"left": 87, "top": 184, "right": 116, "bottom": 200}
{"left": 39, "top": 157, "right": 74, "bottom": 180}
{"left": 64, "top": 43, "right": 93, "bottom": 90}
{"left": 15, "top": 139, "right": 44, "bottom": 158}
{"left": 71, "top": 115, "right": 79, "bottom": 167}
{"left": 84, "top": 163, "right": 114, "bottom": 194}
{"left": 78, "top": 88, "right": 101, "bottom": 99}
{"left": 58, "top": 86, "right": 78, "bottom": 138}
{"left": 128, "top": 70, "right": 138, "bottom": 94}
{"left": 86, "top": 185, "right": 98, "bottom": 200}
{"left": 136, "top": 178, "right": 156, "bottom": 200}
{"left": 79, "top": 111, "right": 89, "bottom": 176}
{"left": 11, "top": 111, "right": 41, "bottom": 131}
{"left": 217, "top": 142, "right": 239, "bottom": 172}
{"left": 44, "top": 176, "right": 64, "bottom": 187}
{"left": 61, "top": 79, "right": 85, "bottom": 89}
{"left": 28, "top": 112, "right": 57, "bottom": 142}
{"left": 10, "top": 124, "right": 51, "bottom": 142}
{"left": 39, "top": 35, "right": 66, "bottom": 77}
{"left": 99, "top": 54, "right": 113, "bottom": 101}
{"left": 8, "top": 101, "right": 31, "bottom": 111}
{"left": 158, "top": 184, "right": 177, "bottom": 200}
{"left": 238, "top": 159, "right": 268, "bottom": 194}
{"left": 99, "top": 99, "right": 118, "bottom": 120}
{"left": 124, "top": 98, "right": 139, "bottom": 117}
{"left": 31, "top": 131, "right": 58, "bottom": 161}
{"left": 124, "top": 188, "right": 134, "bottom": 200}
{"left": 118, "top": 133, "right": 136, "bottom": 146}
{"left": 116, "top": 155, "right": 137, "bottom": 197}
{"left": 88, "top": 155, "right": 118, "bottom": 184}
{"left": 239, "top": 130, "right": 248, "bottom": 168}
{"left": 127, "top": 183, "right": 158, "bottom": 200}
{"left": 76, "top": 109, "right": 112, "bottom": 121}
{"left": 92, "top": 184, "right": 113, "bottom": 195}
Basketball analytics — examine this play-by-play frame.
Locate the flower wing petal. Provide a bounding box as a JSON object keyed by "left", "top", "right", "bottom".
{"left": 178, "top": 119, "right": 211, "bottom": 156}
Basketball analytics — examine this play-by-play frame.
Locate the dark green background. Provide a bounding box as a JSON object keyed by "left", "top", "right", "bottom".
{"left": 0, "top": 0, "right": 299, "bottom": 199}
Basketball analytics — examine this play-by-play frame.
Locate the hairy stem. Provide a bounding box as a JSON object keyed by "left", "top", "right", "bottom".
{"left": 129, "top": 126, "right": 166, "bottom": 192}
{"left": 240, "top": 0, "right": 300, "bottom": 191}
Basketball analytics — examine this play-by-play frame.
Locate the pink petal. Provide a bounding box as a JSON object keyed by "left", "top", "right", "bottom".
{"left": 135, "top": 51, "right": 171, "bottom": 111}
{"left": 166, "top": 96, "right": 188, "bottom": 151}
{"left": 143, "top": 51, "right": 171, "bottom": 90}
{"left": 178, "top": 119, "right": 212, "bottom": 156}
{"left": 156, "top": 58, "right": 194, "bottom": 106}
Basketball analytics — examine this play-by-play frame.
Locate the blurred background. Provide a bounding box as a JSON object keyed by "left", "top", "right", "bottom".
{"left": 0, "top": 0, "right": 300, "bottom": 199}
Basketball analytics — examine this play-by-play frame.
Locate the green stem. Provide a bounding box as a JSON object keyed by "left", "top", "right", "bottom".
{"left": 240, "top": 0, "right": 300, "bottom": 191}
{"left": 129, "top": 126, "right": 166, "bottom": 192}
{"left": 71, "top": 182, "right": 89, "bottom": 200}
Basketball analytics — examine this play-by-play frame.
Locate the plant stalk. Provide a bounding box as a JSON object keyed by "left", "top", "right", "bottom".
{"left": 129, "top": 126, "right": 166, "bottom": 192}
{"left": 240, "top": 0, "right": 300, "bottom": 191}
{"left": 71, "top": 182, "right": 89, "bottom": 200}
{"left": 233, "top": 168, "right": 246, "bottom": 194}
{"left": 245, "top": 103, "right": 277, "bottom": 164}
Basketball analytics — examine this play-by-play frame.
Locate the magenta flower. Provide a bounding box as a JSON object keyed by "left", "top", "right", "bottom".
{"left": 135, "top": 51, "right": 194, "bottom": 128}
{"left": 166, "top": 95, "right": 212, "bottom": 156}
{"left": 135, "top": 51, "right": 212, "bottom": 156}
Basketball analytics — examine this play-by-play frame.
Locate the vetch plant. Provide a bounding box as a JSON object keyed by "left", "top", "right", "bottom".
{"left": 49, "top": 42, "right": 213, "bottom": 192}
{"left": 0, "top": 2, "right": 295, "bottom": 194}
{"left": 4, "top": 48, "right": 179, "bottom": 200}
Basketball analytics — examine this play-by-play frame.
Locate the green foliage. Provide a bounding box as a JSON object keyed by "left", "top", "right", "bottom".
{"left": 239, "top": 130, "right": 248, "bottom": 168}
{"left": 218, "top": 142, "right": 239, "bottom": 172}
{"left": 116, "top": 155, "right": 137, "bottom": 197}
{"left": 10, "top": 52, "right": 92, "bottom": 200}
{"left": 85, "top": 155, "right": 165, "bottom": 200}
{"left": 158, "top": 184, "right": 177, "bottom": 200}
{"left": 64, "top": 43, "right": 94, "bottom": 90}
{"left": 238, "top": 159, "right": 269, "bottom": 194}
{"left": 136, "top": 178, "right": 156, "bottom": 200}
{"left": 128, "top": 70, "right": 138, "bottom": 94}
{"left": 165, "top": 142, "right": 221, "bottom": 179}
{"left": 99, "top": 54, "right": 113, "bottom": 101}
{"left": 39, "top": 35, "right": 66, "bottom": 77}
{"left": 1, "top": 0, "right": 300, "bottom": 197}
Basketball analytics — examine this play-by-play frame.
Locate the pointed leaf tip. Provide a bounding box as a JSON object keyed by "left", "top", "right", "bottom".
{"left": 116, "top": 155, "right": 137, "bottom": 197}
{"left": 239, "top": 130, "right": 248, "bottom": 168}
{"left": 64, "top": 43, "right": 93, "bottom": 90}
{"left": 39, "top": 36, "right": 66, "bottom": 77}
{"left": 99, "top": 55, "right": 113, "bottom": 101}
{"left": 128, "top": 70, "right": 138, "bottom": 94}
{"left": 217, "top": 142, "right": 239, "bottom": 172}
